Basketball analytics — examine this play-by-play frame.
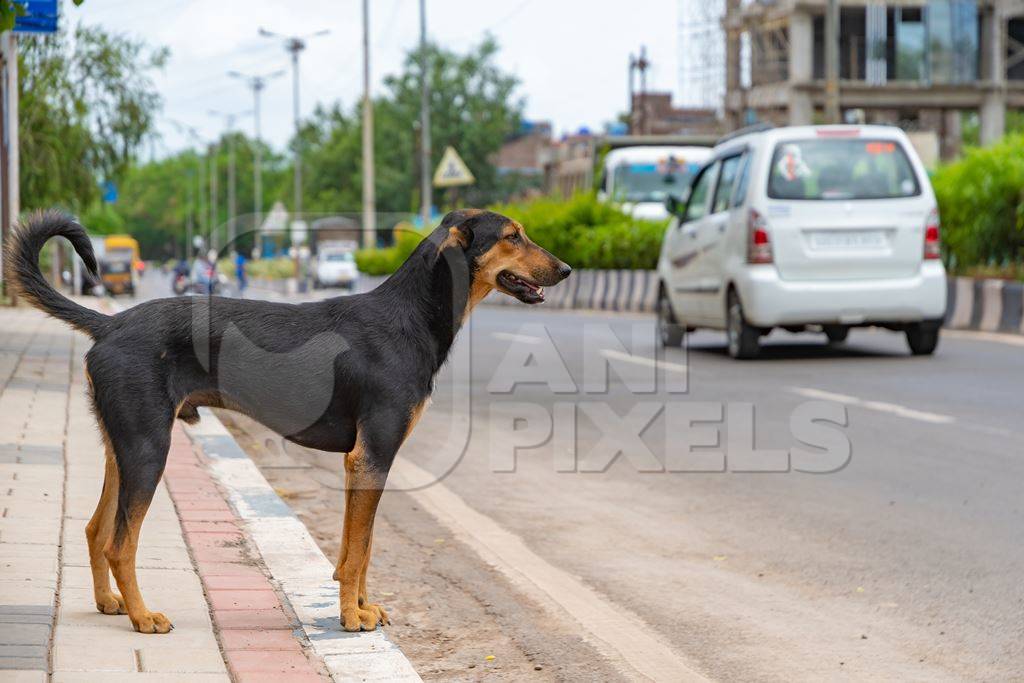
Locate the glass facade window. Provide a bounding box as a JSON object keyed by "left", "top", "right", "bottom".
{"left": 895, "top": 8, "right": 927, "bottom": 81}
{"left": 947, "top": 0, "right": 980, "bottom": 82}
{"left": 899, "top": 1, "right": 978, "bottom": 84}
{"left": 812, "top": 1, "right": 981, "bottom": 84}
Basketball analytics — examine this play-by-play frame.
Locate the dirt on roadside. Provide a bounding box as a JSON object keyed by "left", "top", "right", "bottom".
{"left": 215, "top": 410, "right": 625, "bottom": 683}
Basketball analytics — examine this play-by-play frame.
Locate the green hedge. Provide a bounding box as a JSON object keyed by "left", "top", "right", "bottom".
{"left": 246, "top": 257, "right": 296, "bottom": 280}
{"left": 489, "top": 193, "right": 668, "bottom": 270}
{"left": 352, "top": 195, "right": 667, "bottom": 275}
{"left": 354, "top": 222, "right": 428, "bottom": 275}
{"left": 932, "top": 135, "right": 1024, "bottom": 269}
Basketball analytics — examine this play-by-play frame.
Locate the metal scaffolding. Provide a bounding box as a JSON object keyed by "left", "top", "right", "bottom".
{"left": 678, "top": 0, "right": 726, "bottom": 111}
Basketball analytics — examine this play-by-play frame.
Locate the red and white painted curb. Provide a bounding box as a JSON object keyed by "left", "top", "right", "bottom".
{"left": 182, "top": 410, "right": 421, "bottom": 682}
{"left": 166, "top": 424, "right": 329, "bottom": 681}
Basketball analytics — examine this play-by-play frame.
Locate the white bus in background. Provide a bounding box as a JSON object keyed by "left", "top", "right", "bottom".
{"left": 597, "top": 145, "right": 714, "bottom": 220}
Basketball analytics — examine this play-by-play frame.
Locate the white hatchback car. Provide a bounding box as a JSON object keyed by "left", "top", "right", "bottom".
{"left": 657, "top": 124, "right": 947, "bottom": 359}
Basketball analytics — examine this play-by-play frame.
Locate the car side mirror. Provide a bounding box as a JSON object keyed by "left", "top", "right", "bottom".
{"left": 665, "top": 195, "right": 686, "bottom": 218}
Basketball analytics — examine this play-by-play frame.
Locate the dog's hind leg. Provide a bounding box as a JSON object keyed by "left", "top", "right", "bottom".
{"left": 101, "top": 411, "right": 175, "bottom": 634}
{"left": 84, "top": 439, "right": 125, "bottom": 615}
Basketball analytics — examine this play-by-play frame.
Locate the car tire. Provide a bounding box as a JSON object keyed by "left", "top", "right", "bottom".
{"left": 906, "top": 322, "right": 940, "bottom": 356}
{"left": 726, "top": 290, "right": 760, "bottom": 359}
{"left": 657, "top": 288, "right": 685, "bottom": 348}
{"left": 824, "top": 325, "right": 849, "bottom": 344}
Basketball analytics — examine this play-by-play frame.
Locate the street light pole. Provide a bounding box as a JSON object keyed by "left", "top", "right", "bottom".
{"left": 186, "top": 170, "right": 194, "bottom": 259}
{"left": 208, "top": 141, "right": 218, "bottom": 251}
{"left": 824, "top": 0, "right": 841, "bottom": 123}
{"left": 289, "top": 42, "right": 301, "bottom": 220}
{"left": 419, "top": 0, "right": 431, "bottom": 229}
{"left": 362, "top": 0, "right": 376, "bottom": 248}
{"left": 259, "top": 28, "right": 329, "bottom": 223}
{"left": 209, "top": 110, "right": 252, "bottom": 254}
{"left": 228, "top": 69, "right": 284, "bottom": 256}
{"left": 168, "top": 120, "right": 206, "bottom": 257}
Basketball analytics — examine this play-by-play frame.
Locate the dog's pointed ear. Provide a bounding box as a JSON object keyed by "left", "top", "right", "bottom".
{"left": 439, "top": 209, "right": 480, "bottom": 250}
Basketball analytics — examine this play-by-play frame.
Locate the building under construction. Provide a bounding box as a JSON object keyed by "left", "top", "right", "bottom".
{"left": 723, "top": 0, "right": 1024, "bottom": 158}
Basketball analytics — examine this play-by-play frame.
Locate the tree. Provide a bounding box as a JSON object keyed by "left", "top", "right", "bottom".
{"left": 18, "top": 22, "right": 167, "bottom": 212}
{"left": 299, "top": 36, "right": 523, "bottom": 215}
{"left": 383, "top": 36, "right": 523, "bottom": 209}
{"left": 111, "top": 133, "right": 290, "bottom": 259}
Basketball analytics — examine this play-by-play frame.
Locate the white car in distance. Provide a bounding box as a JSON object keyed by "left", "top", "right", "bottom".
{"left": 656, "top": 124, "right": 947, "bottom": 359}
{"left": 314, "top": 242, "right": 359, "bottom": 290}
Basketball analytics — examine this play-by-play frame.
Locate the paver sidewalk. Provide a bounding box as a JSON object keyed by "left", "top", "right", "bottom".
{"left": 0, "top": 304, "right": 338, "bottom": 681}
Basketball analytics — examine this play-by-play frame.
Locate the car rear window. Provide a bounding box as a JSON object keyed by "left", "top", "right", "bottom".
{"left": 767, "top": 138, "right": 921, "bottom": 200}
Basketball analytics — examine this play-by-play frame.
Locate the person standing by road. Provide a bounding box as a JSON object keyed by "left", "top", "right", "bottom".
{"left": 235, "top": 250, "right": 248, "bottom": 296}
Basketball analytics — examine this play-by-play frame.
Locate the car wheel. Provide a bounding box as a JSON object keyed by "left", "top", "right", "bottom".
{"left": 906, "top": 322, "right": 940, "bottom": 355}
{"left": 657, "top": 288, "right": 684, "bottom": 348}
{"left": 823, "top": 324, "right": 849, "bottom": 344}
{"left": 726, "top": 290, "right": 760, "bottom": 359}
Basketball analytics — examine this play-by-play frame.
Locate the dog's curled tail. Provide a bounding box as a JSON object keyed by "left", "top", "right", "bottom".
{"left": 3, "top": 210, "right": 108, "bottom": 338}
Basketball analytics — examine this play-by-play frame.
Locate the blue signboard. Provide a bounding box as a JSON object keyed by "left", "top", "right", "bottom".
{"left": 101, "top": 181, "right": 118, "bottom": 204}
{"left": 13, "top": 1, "right": 58, "bottom": 34}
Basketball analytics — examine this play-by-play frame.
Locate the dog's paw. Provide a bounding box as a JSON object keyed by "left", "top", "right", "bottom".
{"left": 342, "top": 607, "right": 382, "bottom": 632}
{"left": 361, "top": 602, "right": 390, "bottom": 626}
{"left": 131, "top": 611, "right": 173, "bottom": 634}
{"left": 95, "top": 591, "right": 126, "bottom": 615}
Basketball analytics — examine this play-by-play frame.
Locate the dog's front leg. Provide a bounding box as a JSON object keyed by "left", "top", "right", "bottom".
{"left": 334, "top": 441, "right": 388, "bottom": 632}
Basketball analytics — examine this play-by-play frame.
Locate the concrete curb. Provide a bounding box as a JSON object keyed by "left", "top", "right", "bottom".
{"left": 184, "top": 410, "right": 421, "bottom": 683}
{"left": 257, "top": 271, "right": 1024, "bottom": 332}
{"left": 944, "top": 275, "right": 1024, "bottom": 334}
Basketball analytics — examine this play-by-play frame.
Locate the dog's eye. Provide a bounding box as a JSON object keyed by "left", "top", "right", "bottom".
{"left": 505, "top": 233, "right": 521, "bottom": 244}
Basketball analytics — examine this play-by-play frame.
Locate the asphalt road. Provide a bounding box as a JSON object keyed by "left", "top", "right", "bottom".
{"left": 132, "top": 271, "right": 1023, "bottom": 680}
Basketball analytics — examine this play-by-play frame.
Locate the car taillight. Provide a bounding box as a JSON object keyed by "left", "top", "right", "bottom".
{"left": 747, "top": 209, "right": 773, "bottom": 264}
{"left": 924, "top": 208, "right": 941, "bottom": 260}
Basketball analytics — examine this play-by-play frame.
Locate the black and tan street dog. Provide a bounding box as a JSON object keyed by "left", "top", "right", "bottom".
{"left": 5, "top": 209, "right": 570, "bottom": 633}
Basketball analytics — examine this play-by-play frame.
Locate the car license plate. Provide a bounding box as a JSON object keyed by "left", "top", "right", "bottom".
{"left": 809, "top": 230, "right": 887, "bottom": 250}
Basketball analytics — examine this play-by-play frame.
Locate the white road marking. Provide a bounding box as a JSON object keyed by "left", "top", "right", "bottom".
{"left": 491, "top": 331, "right": 543, "bottom": 344}
{"left": 788, "top": 386, "right": 955, "bottom": 424}
{"left": 601, "top": 348, "right": 689, "bottom": 374}
{"left": 391, "top": 458, "right": 707, "bottom": 682}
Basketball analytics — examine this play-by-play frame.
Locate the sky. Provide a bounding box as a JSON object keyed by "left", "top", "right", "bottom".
{"left": 70, "top": 0, "right": 683, "bottom": 157}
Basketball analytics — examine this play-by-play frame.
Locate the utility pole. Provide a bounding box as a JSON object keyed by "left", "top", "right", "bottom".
{"left": 210, "top": 110, "right": 252, "bottom": 254}
{"left": 636, "top": 46, "right": 649, "bottom": 135}
{"left": 418, "top": 0, "right": 431, "bottom": 229}
{"left": 362, "top": 0, "right": 376, "bottom": 248}
{"left": 259, "top": 27, "right": 329, "bottom": 223}
{"left": 628, "top": 52, "right": 636, "bottom": 132}
{"left": 824, "top": 0, "right": 841, "bottom": 123}
{"left": 0, "top": 32, "right": 19, "bottom": 304}
{"left": 229, "top": 69, "right": 284, "bottom": 256}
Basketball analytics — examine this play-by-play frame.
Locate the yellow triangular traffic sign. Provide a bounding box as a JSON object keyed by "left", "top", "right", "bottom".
{"left": 433, "top": 146, "right": 475, "bottom": 188}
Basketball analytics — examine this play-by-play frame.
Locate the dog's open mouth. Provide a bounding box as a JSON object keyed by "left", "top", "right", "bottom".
{"left": 497, "top": 270, "right": 544, "bottom": 304}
